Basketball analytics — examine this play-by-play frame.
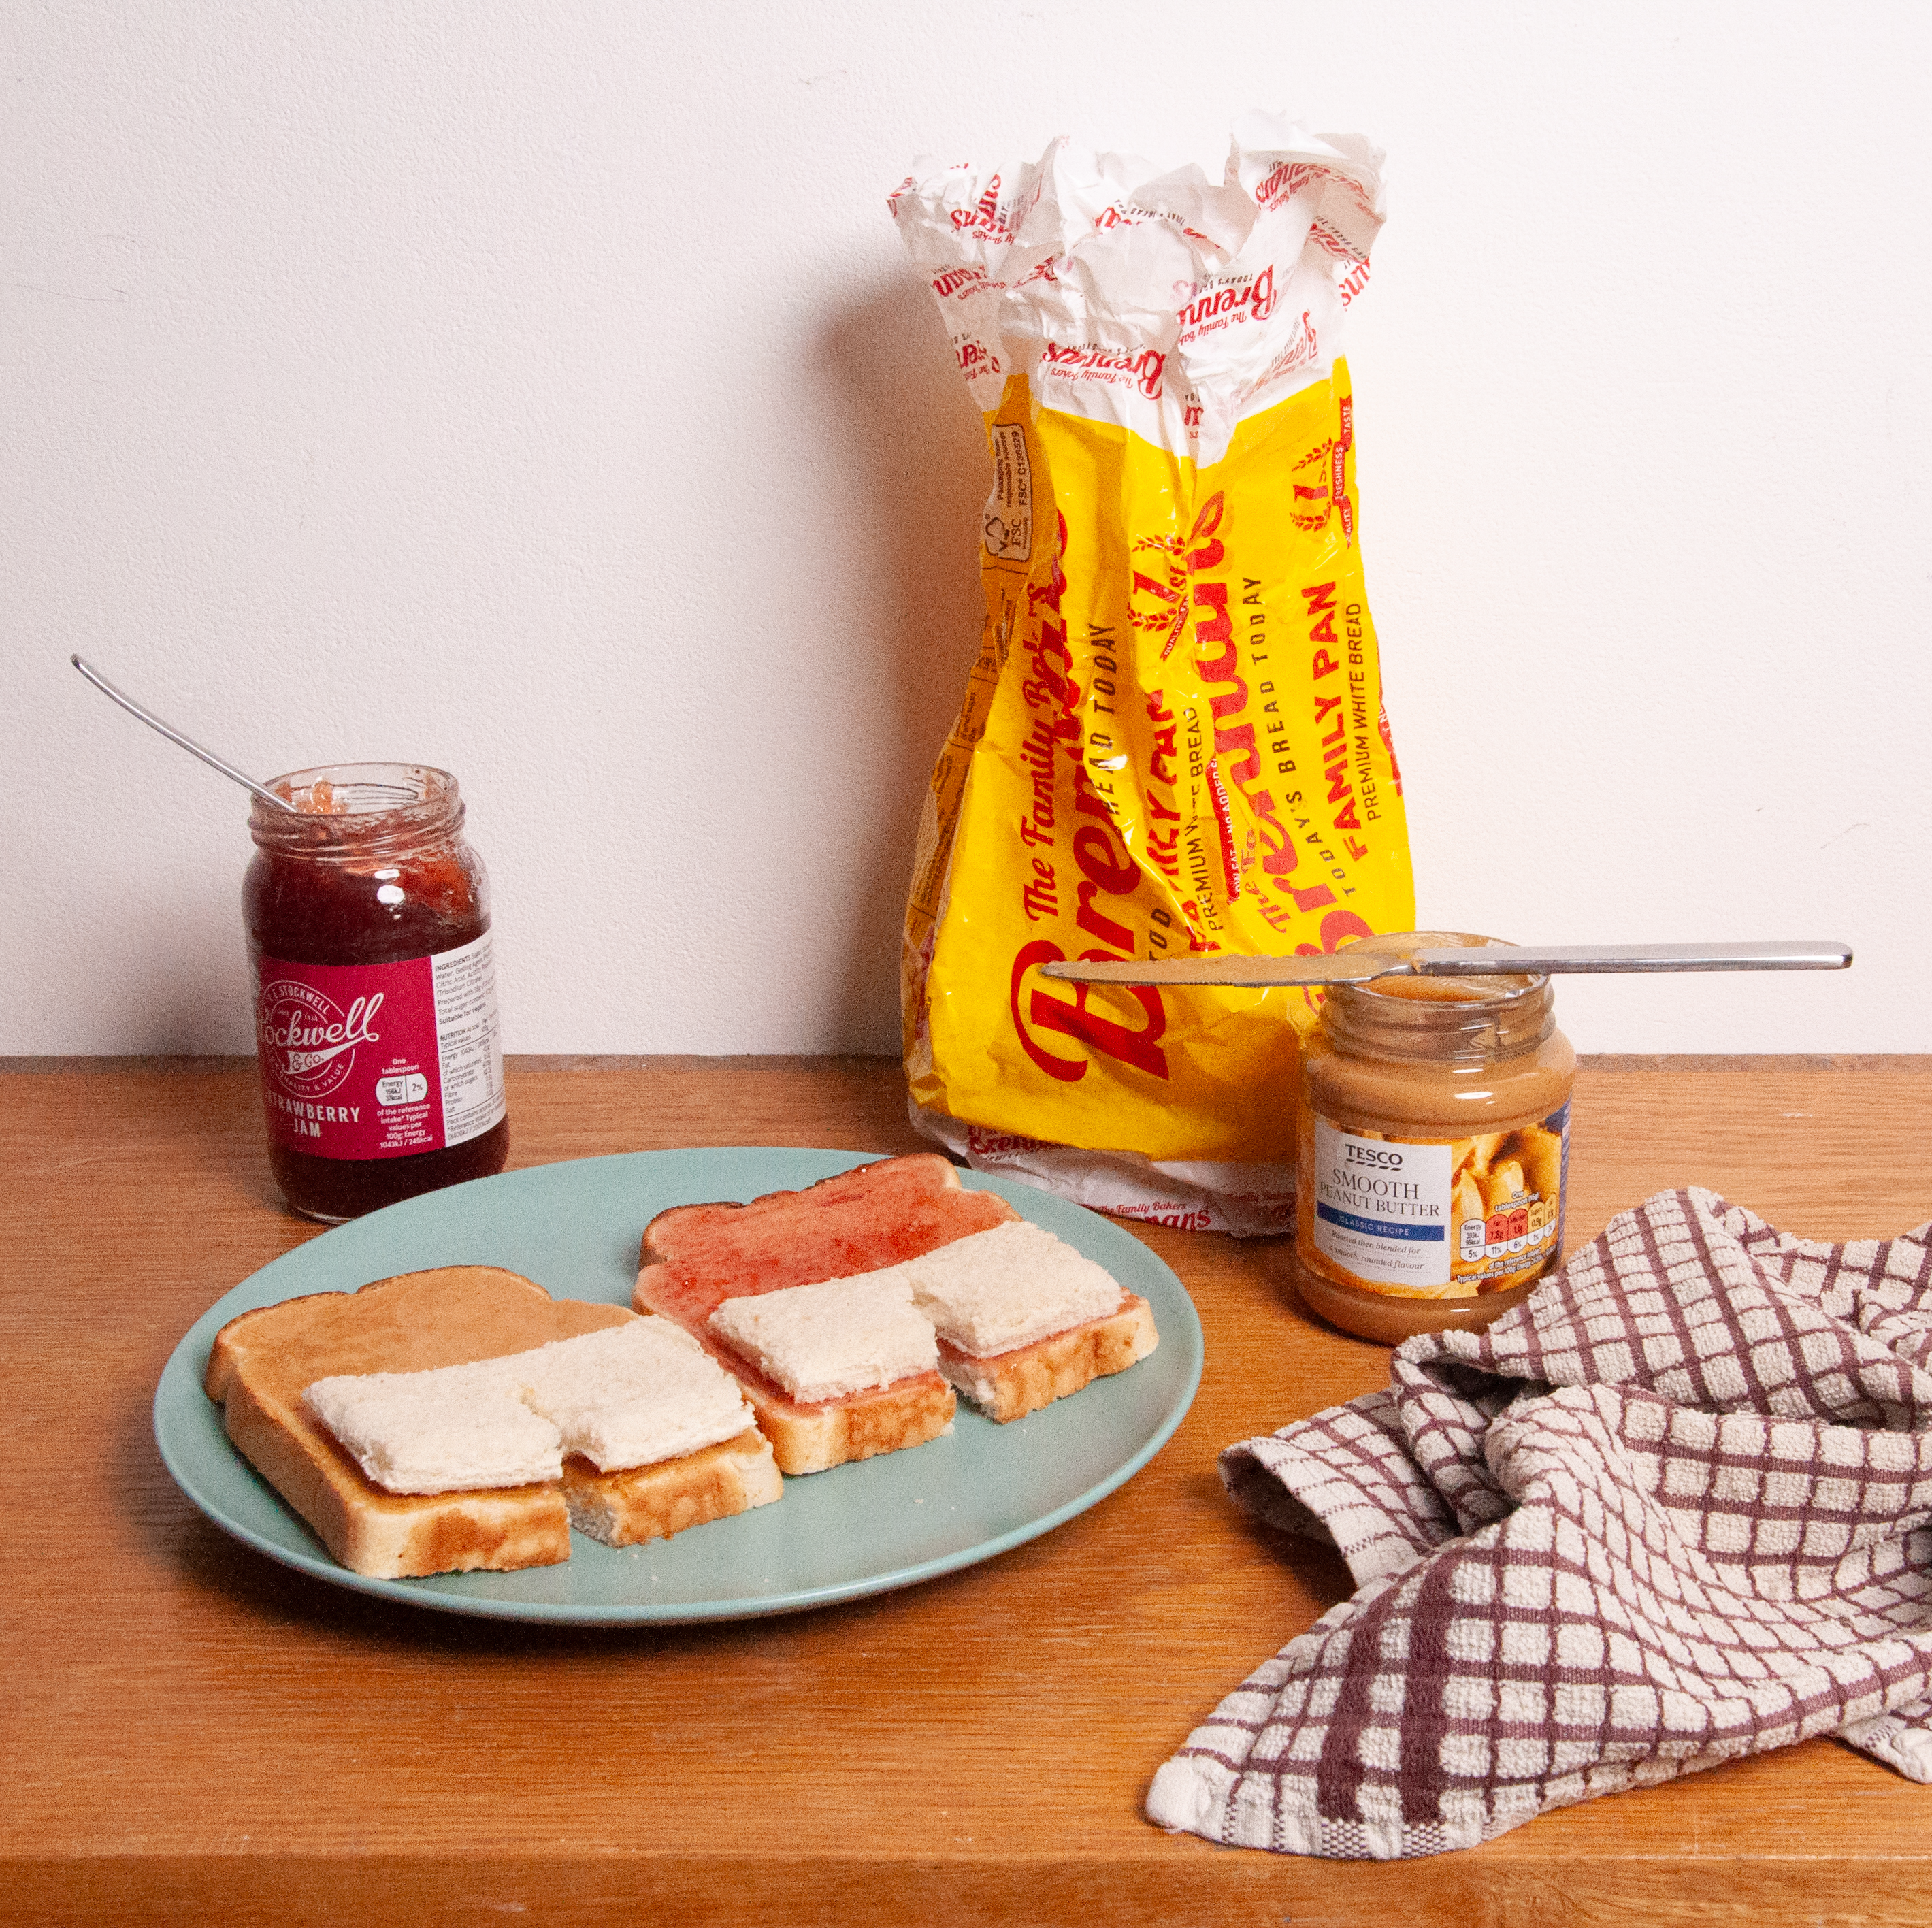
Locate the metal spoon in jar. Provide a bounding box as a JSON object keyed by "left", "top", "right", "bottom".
{"left": 70, "top": 655, "right": 300, "bottom": 813}
{"left": 1040, "top": 939, "right": 1853, "bottom": 987}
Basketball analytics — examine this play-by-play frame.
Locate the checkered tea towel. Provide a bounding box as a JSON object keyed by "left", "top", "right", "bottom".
{"left": 1147, "top": 1187, "right": 1932, "bottom": 1858}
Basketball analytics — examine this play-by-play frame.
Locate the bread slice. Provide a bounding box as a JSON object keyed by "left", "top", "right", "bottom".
{"left": 637, "top": 1154, "right": 1018, "bottom": 1307}
{"left": 205, "top": 1265, "right": 780, "bottom": 1577}
{"left": 566, "top": 1422, "right": 778, "bottom": 1551}
{"left": 635, "top": 1155, "right": 1015, "bottom": 1475}
{"left": 901, "top": 1220, "right": 1159, "bottom": 1423}
{"left": 708, "top": 1272, "right": 939, "bottom": 1403}
{"left": 559, "top": 1431, "right": 784, "bottom": 1547}
{"left": 651, "top": 1326, "right": 957, "bottom": 1477}
{"left": 936, "top": 1294, "right": 1160, "bottom": 1423}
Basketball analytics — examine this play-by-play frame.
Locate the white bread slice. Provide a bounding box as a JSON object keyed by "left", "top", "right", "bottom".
{"left": 651, "top": 1319, "right": 955, "bottom": 1477}
{"left": 206, "top": 1267, "right": 779, "bottom": 1577}
{"left": 936, "top": 1296, "right": 1159, "bottom": 1424}
{"left": 513, "top": 1317, "right": 757, "bottom": 1471}
{"left": 901, "top": 1222, "right": 1160, "bottom": 1424}
{"left": 303, "top": 1318, "right": 760, "bottom": 1492}
{"left": 303, "top": 1356, "right": 565, "bottom": 1494}
{"left": 905, "top": 1221, "right": 1124, "bottom": 1356}
{"left": 636, "top": 1155, "right": 1014, "bottom": 1475}
{"left": 708, "top": 1272, "right": 938, "bottom": 1404}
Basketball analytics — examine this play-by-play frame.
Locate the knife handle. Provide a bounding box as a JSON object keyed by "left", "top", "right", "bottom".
{"left": 1413, "top": 941, "right": 1853, "bottom": 976}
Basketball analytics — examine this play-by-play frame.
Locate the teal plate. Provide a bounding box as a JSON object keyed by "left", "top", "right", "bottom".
{"left": 154, "top": 1148, "right": 1203, "bottom": 1625}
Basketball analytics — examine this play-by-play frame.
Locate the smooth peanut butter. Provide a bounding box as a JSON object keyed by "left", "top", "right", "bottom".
{"left": 1292, "top": 932, "right": 1577, "bottom": 1345}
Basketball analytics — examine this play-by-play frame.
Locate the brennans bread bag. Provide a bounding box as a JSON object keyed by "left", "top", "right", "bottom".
{"left": 890, "top": 116, "right": 1415, "bottom": 1235}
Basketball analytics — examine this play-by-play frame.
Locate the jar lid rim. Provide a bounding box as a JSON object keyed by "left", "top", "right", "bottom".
{"left": 247, "top": 763, "right": 463, "bottom": 853}
{"left": 1332, "top": 930, "right": 1548, "bottom": 1010}
{"left": 1341, "top": 968, "right": 1548, "bottom": 1009}
{"left": 256, "top": 762, "right": 455, "bottom": 812}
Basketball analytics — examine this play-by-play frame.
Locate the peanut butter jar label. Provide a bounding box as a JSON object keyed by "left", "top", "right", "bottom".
{"left": 1310, "top": 1103, "right": 1569, "bottom": 1297}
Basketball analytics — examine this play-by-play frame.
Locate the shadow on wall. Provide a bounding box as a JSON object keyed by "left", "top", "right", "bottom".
{"left": 122, "top": 888, "right": 254, "bottom": 1053}
{"left": 817, "top": 272, "right": 990, "bottom": 1057}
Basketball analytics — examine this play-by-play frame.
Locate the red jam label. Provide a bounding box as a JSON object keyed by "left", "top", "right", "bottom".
{"left": 252, "top": 932, "right": 504, "bottom": 1160}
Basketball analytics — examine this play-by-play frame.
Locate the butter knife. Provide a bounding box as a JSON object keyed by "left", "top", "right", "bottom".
{"left": 1038, "top": 940, "right": 1853, "bottom": 989}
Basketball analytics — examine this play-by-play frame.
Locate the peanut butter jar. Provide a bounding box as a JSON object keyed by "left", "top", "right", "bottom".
{"left": 1292, "top": 931, "right": 1575, "bottom": 1345}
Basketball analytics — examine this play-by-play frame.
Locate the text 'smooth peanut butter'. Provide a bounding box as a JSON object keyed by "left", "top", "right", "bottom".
{"left": 1292, "top": 932, "right": 1575, "bottom": 1344}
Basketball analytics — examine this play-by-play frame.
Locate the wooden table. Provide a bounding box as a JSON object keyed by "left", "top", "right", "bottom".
{"left": 4, "top": 1055, "right": 1930, "bottom": 1925}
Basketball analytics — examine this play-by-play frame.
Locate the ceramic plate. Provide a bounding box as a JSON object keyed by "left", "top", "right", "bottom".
{"left": 154, "top": 1148, "right": 1203, "bottom": 1624}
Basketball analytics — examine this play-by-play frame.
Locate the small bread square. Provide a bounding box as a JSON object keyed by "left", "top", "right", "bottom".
{"left": 512, "top": 1318, "right": 757, "bottom": 1472}
{"left": 904, "top": 1220, "right": 1124, "bottom": 1358}
{"left": 304, "top": 1357, "right": 563, "bottom": 1494}
{"left": 708, "top": 1271, "right": 938, "bottom": 1404}
{"left": 937, "top": 1296, "right": 1159, "bottom": 1424}
{"left": 561, "top": 1428, "right": 782, "bottom": 1548}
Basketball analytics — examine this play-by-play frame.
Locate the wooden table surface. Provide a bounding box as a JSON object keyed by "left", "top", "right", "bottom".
{"left": 4, "top": 1055, "right": 1931, "bottom": 1925}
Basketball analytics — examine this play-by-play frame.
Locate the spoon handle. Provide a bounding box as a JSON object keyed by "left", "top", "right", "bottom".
{"left": 71, "top": 655, "right": 297, "bottom": 813}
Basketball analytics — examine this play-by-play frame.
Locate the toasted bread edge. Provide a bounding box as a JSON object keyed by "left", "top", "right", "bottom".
{"left": 221, "top": 1368, "right": 573, "bottom": 1578}
{"left": 562, "top": 1428, "right": 783, "bottom": 1545}
{"left": 206, "top": 1266, "right": 629, "bottom": 1578}
{"left": 743, "top": 1372, "right": 957, "bottom": 1476}
{"left": 940, "top": 1293, "right": 1159, "bottom": 1424}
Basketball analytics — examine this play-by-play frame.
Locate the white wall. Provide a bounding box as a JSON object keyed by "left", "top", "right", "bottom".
{"left": 5, "top": 1, "right": 1927, "bottom": 1056}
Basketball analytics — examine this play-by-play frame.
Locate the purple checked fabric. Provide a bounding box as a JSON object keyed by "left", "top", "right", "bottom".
{"left": 1147, "top": 1188, "right": 1932, "bottom": 1857}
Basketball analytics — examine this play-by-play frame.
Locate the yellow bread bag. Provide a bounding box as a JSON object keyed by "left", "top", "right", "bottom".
{"left": 890, "top": 117, "right": 1414, "bottom": 1232}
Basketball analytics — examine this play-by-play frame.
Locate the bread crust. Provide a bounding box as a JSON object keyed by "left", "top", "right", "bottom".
{"left": 938, "top": 1292, "right": 1159, "bottom": 1424}
{"left": 724, "top": 1354, "right": 955, "bottom": 1478}
{"left": 205, "top": 1265, "right": 780, "bottom": 1578}
{"left": 561, "top": 1428, "right": 781, "bottom": 1545}
{"left": 223, "top": 1364, "right": 574, "bottom": 1577}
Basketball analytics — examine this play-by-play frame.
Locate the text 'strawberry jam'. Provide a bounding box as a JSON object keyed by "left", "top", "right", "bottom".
{"left": 245, "top": 763, "right": 508, "bottom": 1222}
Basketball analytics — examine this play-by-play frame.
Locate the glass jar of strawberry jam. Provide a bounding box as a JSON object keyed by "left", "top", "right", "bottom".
{"left": 1292, "top": 930, "right": 1575, "bottom": 1345}
{"left": 245, "top": 763, "right": 508, "bottom": 1222}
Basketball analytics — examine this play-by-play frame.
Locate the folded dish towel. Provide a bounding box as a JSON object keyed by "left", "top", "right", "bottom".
{"left": 1148, "top": 1186, "right": 1932, "bottom": 1858}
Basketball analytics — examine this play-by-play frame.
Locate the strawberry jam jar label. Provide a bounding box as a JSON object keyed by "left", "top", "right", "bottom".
{"left": 252, "top": 931, "right": 505, "bottom": 1161}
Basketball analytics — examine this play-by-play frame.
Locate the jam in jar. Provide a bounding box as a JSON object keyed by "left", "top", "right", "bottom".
{"left": 245, "top": 762, "right": 509, "bottom": 1221}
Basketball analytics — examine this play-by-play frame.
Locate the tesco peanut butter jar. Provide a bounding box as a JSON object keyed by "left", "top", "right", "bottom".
{"left": 1292, "top": 931, "right": 1576, "bottom": 1345}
